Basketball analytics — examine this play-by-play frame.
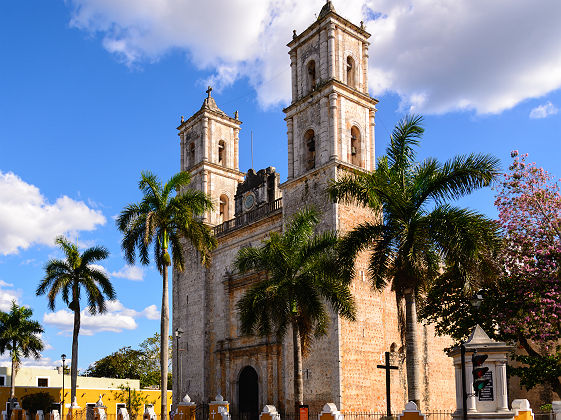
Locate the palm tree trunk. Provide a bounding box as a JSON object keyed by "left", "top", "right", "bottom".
{"left": 71, "top": 306, "right": 80, "bottom": 404}
{"left": 10, "top": 347, "right": 16, "bottom": 400}
{"left": 404, "top": 290, "right": 421, "bottom": 408}
{"left": 161, "top": 263, "right": 169, "bottom": 420}
{"left": 292, "top": 321, "right": 303, "bottom": 412}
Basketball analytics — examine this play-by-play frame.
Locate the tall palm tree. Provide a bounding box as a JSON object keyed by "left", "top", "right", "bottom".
{"left": 328, "top": 115, "right": 501, "bottom": 407}
{"left": 235, "top": 208, "right": 356, "bottom": 411}
{"left": 0, "top": 301, "right": 44, "bottom": 404}
{"left": 117, "top": 171, "right": 215, "bottom": 420}
{"left": 37, "top": 236, "right": 115, "bottom": 404}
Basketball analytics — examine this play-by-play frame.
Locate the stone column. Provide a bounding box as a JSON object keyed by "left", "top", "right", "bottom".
{"left": 465, "top": 364, "right": 476, "bottom": 412}
{"left": 180, "top": 133, "right": 185, "bottom": 171}
{"left": 287, "top": 117, "right": 294, "bottom": 179}
{"left": 234, "top": 127, "right": 240, "bottom": 170}
{"left": 369, "top": 110, "right": 376, "bottom": 171}
{"left": 454, "top": 364, "right": 463, "bottom": 412}
{"left": 497, "top": 361, "right": 509, "bottom": 411}
{"left": 290, "top": 51, "right": 297, "bottom": 102}
{"left": 202, "top": 117, "right": 209, "bottom": 162}
{"left": 362, "top": 42, "right": 369, "bottom": 94}
{"left": 329, "top": 93, "right": 338, "bottom": 160}
{"left": 327, "top": 24, "right": 336, "bottom": 79}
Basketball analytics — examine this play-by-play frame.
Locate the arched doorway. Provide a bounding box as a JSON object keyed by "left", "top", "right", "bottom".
{"left": 238, "top": 366, "right": 259, "bottom": 420}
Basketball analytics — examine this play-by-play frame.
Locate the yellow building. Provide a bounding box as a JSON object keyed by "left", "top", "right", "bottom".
{"left": 0, "top": 367, "right": 172, "bottom": 418}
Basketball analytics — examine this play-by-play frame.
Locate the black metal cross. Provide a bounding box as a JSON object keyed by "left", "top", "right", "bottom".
{"left": 377, "top": 351, "right": 398, "bottom": 417}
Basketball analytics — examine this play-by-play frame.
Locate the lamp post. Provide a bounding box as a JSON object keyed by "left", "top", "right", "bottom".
{"left": 61, "top": 354, "right": 66, "bottom": 420}
{"left": 175, "top": 328, "right": 184, "bottom": 404}
{"left": 461, "top": 292, "right": 484, "bottom": 420}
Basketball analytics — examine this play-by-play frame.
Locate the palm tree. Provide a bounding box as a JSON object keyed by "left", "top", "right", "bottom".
{"left": 0, "top": 301, "right": 44, "bottom": 405}
{"left": 235, "top": 208, "right": 356, "bottom": 411}
{"left": 37, "top": 236, "right": 115, "bottom": 404}
{"left": 328, "top": 115, "right": 501, "bottom": 407}
{"left": 116, "top": 171, "right": 215, "bottom": 420}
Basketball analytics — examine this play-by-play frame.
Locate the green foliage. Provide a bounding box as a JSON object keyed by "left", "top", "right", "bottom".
{"left": 0, "top": 301, "right": 44, "bottom": 364}
{"left": 510, "top": 350, "right": 561, "bottom": 392}
{"left": 21, "top": 392, "right": 54, "bottom": 415}
{"left": 85, "top": 333, "right": 172, "bottom": 389}
{"left": 328, "top": 114, "right": 500, "bottom": 403}
{"left": 235, "top": 208, "right": 355, "bottom": 406}
{"left": 116, "top": 171, "right": 216, "bottom": 416}
{"left": 112, "top": 383, "right": 155, "bottom": 418}
{"left": 37, "top": 236, "right": 115, "bottom": 402}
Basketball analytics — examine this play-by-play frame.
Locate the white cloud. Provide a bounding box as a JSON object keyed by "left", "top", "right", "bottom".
{"left": 0, "top": 172, "right": 106, "bottom": 255}
{"left": 529, "top": 101, "right": 559, "bottom": 119}
{"left": 0, "top": 281, "right": 21, "bottom": 311}
{"left": 111, "top": 265, "right": 144, "bottom": 281}
{"left": 140, "top": 304, "right": 160, "bottom": 320}
{"left": 43, "top": 300, "right": 158, "bottom": 335}
{"left": 0, "top": 356, "right": 59, "bottom": 369}
{"left": 66, "top": 0, "right": 561, "bottom": 114}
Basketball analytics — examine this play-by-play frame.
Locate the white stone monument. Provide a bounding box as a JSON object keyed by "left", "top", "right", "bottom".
{"left": 449, "top": 325, "right": 514, "bottom": 420}
{"left": 144, "top": 405, "right": 157, "bottom": 420}
{"left": 117, "top": 407, "right": 130, "bottom": 420}
{"left": 259, "top": 406, "right": 280, "bottom": 420}
{"left": 318, "top": 404, "right": 343, "bottom": 420}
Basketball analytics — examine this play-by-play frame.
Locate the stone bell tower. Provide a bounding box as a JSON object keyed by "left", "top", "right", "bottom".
{"left": 177, "top": 87, "right": 244, "bottom": 225}
{"left": 284, "top": 1, "right": 377, "bottom": 181}
{"left": 280, "top": 2, "right": 382, "bottom": 410}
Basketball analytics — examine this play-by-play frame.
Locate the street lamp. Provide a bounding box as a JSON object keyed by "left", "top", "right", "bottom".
{"left": 61, "top": 354, "right": 66, "bottom": 420}
{"left": 175, "top": 328, "right": 184, "bottom": 404}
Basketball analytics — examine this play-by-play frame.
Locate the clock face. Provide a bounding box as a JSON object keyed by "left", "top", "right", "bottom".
{"left": 243, "top": 193, "right": 256, "bottom": 211}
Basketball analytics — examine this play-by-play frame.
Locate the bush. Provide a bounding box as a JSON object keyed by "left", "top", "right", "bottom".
{"left": 21, "top": 392, "right": 55, "bottom": 415}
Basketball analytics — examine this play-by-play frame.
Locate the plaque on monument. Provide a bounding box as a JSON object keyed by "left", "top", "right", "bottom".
{"left": 478, "top": 371, "right": 494, "bottom": 401}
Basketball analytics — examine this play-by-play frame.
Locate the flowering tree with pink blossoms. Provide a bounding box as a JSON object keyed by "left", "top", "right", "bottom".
{"left": 494, "top": 150, "right": 561, "bottom": 395}
{"left": 421, "top": 151, "right": 561, "bottom": 397}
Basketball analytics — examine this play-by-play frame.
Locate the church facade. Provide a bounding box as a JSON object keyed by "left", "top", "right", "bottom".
{"left": 173, "top": 2, "right": 455, "bottom": 415}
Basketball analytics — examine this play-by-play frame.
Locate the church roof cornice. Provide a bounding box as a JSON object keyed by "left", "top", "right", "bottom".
{"left": 287, "top": 6, "right": 370, "bottom": 50}
{"left": 177, "top": 87, "right": 241, "bottom": 131}
{"left": 282, "top": 78, "right": 378, "bottom": 115}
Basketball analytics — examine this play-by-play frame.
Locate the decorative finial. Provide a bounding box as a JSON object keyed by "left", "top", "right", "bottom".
{"left": 96, "top": 395, "right": 104, "bottom": 407}
{"left": 293, "top": 30, "right": 297, "bottom": 39}
{"left": 181, "top": 115, "right": 184, "bottom": 123}
{"left": 215, "top": 394, "right": 223, "bottom": 402}
{"left": 182, "top": 394, "right": 191, "bottom": 403}
{"left": 360, "top": 21, "right": 364, "bottom": 29}
{"left": 234, "top": 110, "right": 239, "bottom": 120}
{"left": 206, "top": 85, "right": 213, "bottom": 98}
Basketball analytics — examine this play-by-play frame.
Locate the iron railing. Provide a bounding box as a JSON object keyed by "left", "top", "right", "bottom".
{"left": 213, "top": 198, "right": 282, "bottom": 236}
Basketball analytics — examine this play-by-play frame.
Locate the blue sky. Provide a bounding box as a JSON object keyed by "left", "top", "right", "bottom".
{"left": 0, "top": 0, "right": 560, "bottom": 372}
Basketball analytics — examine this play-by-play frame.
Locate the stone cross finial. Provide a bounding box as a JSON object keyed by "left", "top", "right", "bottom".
{"left": 293, "top": 30, "right": 297, "bottom": 39}
{"left": 96, "top": 395, "right": 104, "bottom": 407}
{"left": 206, "top": 86, "right": 213, "bottom": 98}
{"left": 360, "top": 21, "right": 364, "bottom": 29}
{"left": 234, "top": 110, "right": 239, "bottom": 120}
{"left": 181, "top": 115, "right": 184, "bottom": 123}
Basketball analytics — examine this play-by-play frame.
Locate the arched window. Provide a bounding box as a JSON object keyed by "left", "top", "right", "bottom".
{"left": 218, "top": 140, "right": 226, "bottom": 166}
{"left": 346, "top": 56, "right": 356, "bottom": 88}
{"left": 307, "top": 60, "right": 317, "bottom": 92}
{"left": 350, "top": 126, "right": 361, "bottom": 167}
{"left": 304, "top": 129, "right": 316, "bottom": 171}
{"left": 189, "top": 143, "right": 195, "bottom": 167}
{"left": 219, "top": 195, "right": 229, "bottom": 223}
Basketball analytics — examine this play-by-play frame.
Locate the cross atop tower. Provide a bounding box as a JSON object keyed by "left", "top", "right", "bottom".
{"left": 206, "top": 85, "right": 213, "bottom": 98}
